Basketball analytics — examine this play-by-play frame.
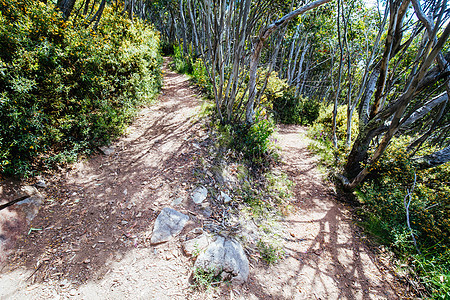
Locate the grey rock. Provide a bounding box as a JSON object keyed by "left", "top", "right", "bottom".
{"left": 171, "top": 197, "right": 183, "bottom": 206}
{"left": 190, "top": 227, "right": 203, "bottom": 235}
{"left": 218, "top": 191, "right": 232, "bottom": 204}
{"left": 35, "top": 179, "right": 47, "bottom": 188}
{"left": 182, "top": 233, "right": 213, "bottom": 256}
{"left": 21, "top": 185, "right": 39, "bottom": 196}
{"left": 151, "top": 207, "right": 189, "bottom": 245}
{"left": 194, "top": 236, "right": 249, "bottom": 284}
{"left": 99, "top": 146, "right": 115, "bottom": 155}
{"left": 17, "top": 186, "right": 43, "bottom": 222}
{"left": 191, "top": 186, "right": 208, "bottom": 204}
{"left": 201, "top": 207, "right": 212, "bottom": 218}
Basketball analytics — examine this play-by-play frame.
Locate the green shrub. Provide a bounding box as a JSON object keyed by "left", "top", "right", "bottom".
{"left": 172, "top": 43, "right": 193, "bottom": 74}
{"left": 230, "top": 116, "right": 276, "bottom": 166}
{"left": 358, "top": 138, "right": 450, "bottom": 252}
{"left": 192, "top": 58, "right": 213, "bottom": 96}
{"left": 0, "top": 0, "right": 162, "bottom": 176}
{"left": 273, "top": 88, "right": 320, "bottom": 125}
{"left": 192, "top": 266, "right": 222, "bottom": 290}
{"left": 257, "top": 240, "right": 284, "bottom": 264}
{"left": 312, "top": 104, "right": 359, "bottom": 142}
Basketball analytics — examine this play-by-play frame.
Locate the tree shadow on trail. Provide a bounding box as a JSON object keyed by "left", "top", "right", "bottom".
{"left": 232, "top": 125, "right": 400, "bottom": 299}
{"left": 1, "top": 61, "right": 208, "bottom": 286}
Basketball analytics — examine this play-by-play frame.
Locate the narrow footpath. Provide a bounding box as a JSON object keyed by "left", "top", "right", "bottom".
{"left": 244, "top": 125, "right": 403, "bottom": 299}
{"left": 0, "top": 59, "right": 404, "bottom": 299}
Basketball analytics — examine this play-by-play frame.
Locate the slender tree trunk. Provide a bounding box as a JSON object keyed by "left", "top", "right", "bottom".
{"left": 57, "top": 0, "right": 76, "bottom": 19}
{"left": 245, "top": 0, "right": 332, "bottom": 124}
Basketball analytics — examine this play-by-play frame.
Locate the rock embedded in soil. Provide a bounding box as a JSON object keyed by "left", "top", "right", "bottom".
{"left": 182, "top": 233, "right": 213, "bottom": 256}
{"left": 34, "top": 179, "right": 47, "bottom": 188}
{"left": 99, "top": 146, "right": 115, "bottom": 155}
{"left": 150, "top": 207, "right": 189, "bottom": 245}
{"left": 191, "top": 186, "right": 208, "bottom": 204}
{"left": 194, "top": 236, "right": 249, "bottom": 284}
{"left": 218, "top": 191, "right": 232, "bottom": 204}
{"left": 16, "top": 185, "right": 44, "bottom": 221}
{"left": 171, "top": 197, "right": 183, "bottom": 206}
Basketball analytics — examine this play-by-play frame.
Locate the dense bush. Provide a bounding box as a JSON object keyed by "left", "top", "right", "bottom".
{"left": 273, "top": 88, "right": 320, "bottom": 125}
{"left": 228, "top": 116, "right": 277, "bottom": 167}
{"left": 192, "top": 58, "right": 213, "bottom": 97}
{"left": 0, "top": 0, "right": 162, "bottom": 176}
{"left": 358, "top": 138, "right": 450, "bottom": 250}
{"left": 312, "top": 104, "right": 359, "bottom": 143}
{"left": 307, "top": 104, "right": 359, "bottom": 168}
{"left": 172, "top": 44, "right": 193, "bottom": 74}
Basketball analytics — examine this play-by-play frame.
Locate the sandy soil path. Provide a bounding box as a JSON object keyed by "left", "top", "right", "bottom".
{"left": 239, "top": 125, "right": 403, "bottom": 299}
{"left": 0, "top": 59, "right": 206, "bottom": 300}
{"left": 0, "top": 59, "right": 403, "bottom": 299}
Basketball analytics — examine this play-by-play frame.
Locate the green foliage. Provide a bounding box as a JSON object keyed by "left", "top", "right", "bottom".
{"left": 0, "top": 0, "right": 162, "bottom": 176}
{"left": 230, "top": 116, "right": 276, "bottom": 167}
{"left": 257, "top": 240, "right": 284, "bottom": 264}
{"left": 413, "top": 252, "right": 450, "bottom": 299}
{"left": 273, "top": 88, "right": 320, "bottom": 125}
{"left": 192, "top": 58, "right": 213, "bottom": 97}
{"left": 354, "top": 138, "right": 450, "bottom": 297}
{"left": 192, "top": 266, "right": 222, "bottom": 291}
{"left": 359, "top": 138, "right": 450, "bottom": 252}
{"left": 172, "top": 43, "right": 193, "bottom": 74}
{"left": 313, "top": 104, "right": 359, "bottom": 143}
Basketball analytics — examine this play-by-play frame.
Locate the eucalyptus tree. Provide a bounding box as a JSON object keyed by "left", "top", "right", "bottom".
{"left": 150, "top": 0, "right": 332, "bottom": 124}
{"left": 340, "top": 0, "right": 450, "bottom": 189}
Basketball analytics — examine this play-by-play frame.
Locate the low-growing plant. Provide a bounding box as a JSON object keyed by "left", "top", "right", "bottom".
{"left": 310, "top": 104, "right": 359, "bottom": 145}
{"left": 257, "top": 239, "right": 284, "bottom": 264}
{"left": 231, "top": 115, "right": 277, "bottom": 167}
{"left": 192, "top": 266, "right": 222, "bottom": 291}
{"left": 172, "top": 43, "right": 193, "bottom": 74}
{"left": 192, "top": 58, "right": 213, "bottom": 96}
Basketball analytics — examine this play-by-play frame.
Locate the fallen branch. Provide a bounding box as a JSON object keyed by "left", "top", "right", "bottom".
{"left": 404, "top": 171, "right": 421, "bottom": 254}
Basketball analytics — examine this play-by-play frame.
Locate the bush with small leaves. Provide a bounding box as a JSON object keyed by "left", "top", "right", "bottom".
{"left": 0, "top": 0, "right": 162, "bottom": 176}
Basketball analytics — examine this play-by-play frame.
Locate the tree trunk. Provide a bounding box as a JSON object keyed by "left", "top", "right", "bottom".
{"left": 245, "top": 0, "right": 332, "bottom": 124}
{"left": 413, "top": 146, "right": 450, "bottom": 170}
{"left": 57, "top": 0, "right": 76, "bottom": 19}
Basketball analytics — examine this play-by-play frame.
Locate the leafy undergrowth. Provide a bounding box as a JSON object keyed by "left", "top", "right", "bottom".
{"left": 191, "top": 266, "right": 224, "bottom": 291}
{"left": 308, "top": 112, "right": 450, "bottom": 299}
{"left": 356, "top": 138, "right": 450, "bottom": 299}
{"left": 0, "top": 0, "right": 162, "bottom": 177}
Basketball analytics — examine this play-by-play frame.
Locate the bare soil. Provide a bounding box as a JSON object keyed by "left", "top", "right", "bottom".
{"left": 0, "top": 59, "right": 406, "bottom": 299}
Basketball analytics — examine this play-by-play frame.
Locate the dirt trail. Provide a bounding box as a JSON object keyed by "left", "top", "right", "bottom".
{"left": 0, "top": 59, "right": 206, "bottom": 299}
{"left": 0, "top": 59, "right": 402, "bottom": 299}
{"left": 242, "top": 126, "right": 402, "bottom": 299}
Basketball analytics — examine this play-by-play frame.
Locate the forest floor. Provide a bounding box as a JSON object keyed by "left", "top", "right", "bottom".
{"left": 0, "top": 58, "right": 408, "bottom": 299}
